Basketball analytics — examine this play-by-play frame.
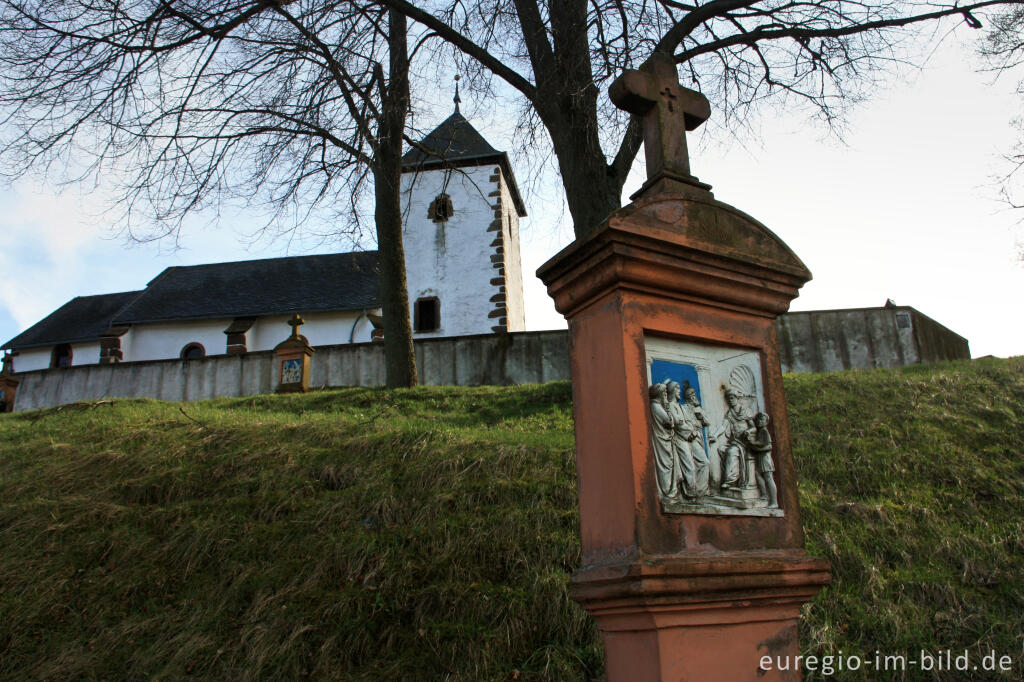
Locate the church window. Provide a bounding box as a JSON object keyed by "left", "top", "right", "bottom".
{"left": 50, "top": 344, "right": 72, "bottom": 369}
{"left": 180, "top": 343, "right": 206, "bottom": 360}
{"left": 428, "top": 193, "right": 454, "bottom": 222}
{"left": 414, "top": 297, "right": 440, "bottom": 332}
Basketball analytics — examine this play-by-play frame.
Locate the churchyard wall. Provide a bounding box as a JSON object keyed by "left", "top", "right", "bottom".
{"left": 10, "top": 330, "right": 571, "bottom": 411}
{"left": 911, "top": 308, "right": 971, "bottom": 363}
{"left": 9, "top": 308, "right": 970, "bottom": 411}
{"left": 776, "top": 305, "right": 969, "bottom": 373}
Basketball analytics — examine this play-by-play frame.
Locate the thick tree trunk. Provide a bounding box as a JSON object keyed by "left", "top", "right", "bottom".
{"left": 545, "top": 110, "right": 626, "bottom": 240}
{"left": 520, "top": 0, "right": 633, "bottom": 240}
{"left": 374, "top": 9, "right": 418, "bottom": 388}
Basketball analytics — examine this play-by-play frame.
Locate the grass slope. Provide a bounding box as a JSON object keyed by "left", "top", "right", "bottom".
{"left": 0, "top": 358, "right": 1021, "bottom": 680}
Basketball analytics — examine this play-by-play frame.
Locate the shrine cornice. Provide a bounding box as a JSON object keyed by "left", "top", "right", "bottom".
{"left": 538, "top": 191, "right": 812, "bottom": 320}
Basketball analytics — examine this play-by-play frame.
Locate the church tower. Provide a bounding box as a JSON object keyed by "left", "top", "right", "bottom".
{"left": 400, "top": 88, "right": 527, "bottom": 338}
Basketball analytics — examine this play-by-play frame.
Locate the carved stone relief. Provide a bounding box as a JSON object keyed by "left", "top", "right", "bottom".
{"left": 645, "top": 337, "right": 783, "bottom": 517}
{"left": 281, "top": 358, "right": 303, "bottom": 385}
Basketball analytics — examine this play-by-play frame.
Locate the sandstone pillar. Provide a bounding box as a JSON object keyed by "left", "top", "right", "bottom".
{"left": 537, "top": 53, "right": 829, "bottom": 681}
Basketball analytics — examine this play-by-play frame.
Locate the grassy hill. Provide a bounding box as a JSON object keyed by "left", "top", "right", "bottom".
{"left": 0, "top": 358, "right": 1021, "bottom": 680}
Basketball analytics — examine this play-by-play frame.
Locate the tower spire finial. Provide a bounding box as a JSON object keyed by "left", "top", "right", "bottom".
{"left": 453, "top": 74, "right": 462, "bottom": 113}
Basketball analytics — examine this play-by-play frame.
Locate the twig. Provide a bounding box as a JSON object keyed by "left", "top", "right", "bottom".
{"left": 178, "top": 406, "right": 207, "bottom": 429}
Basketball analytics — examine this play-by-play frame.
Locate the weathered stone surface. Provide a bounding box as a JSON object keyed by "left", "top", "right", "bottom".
{"left": 419, "top": 338, "right": 457, "bottom": 385}
{"left": 214, "top": 357, "right": 243, "bottom": 398}
{"left": 775, "top": 305, "right": 967, "bottom": 373}
{"left": 240, "top": 353, "right": 274, "bottom": 396}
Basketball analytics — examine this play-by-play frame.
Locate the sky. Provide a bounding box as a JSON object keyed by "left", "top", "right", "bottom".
{"left": 1, "top": 34, "right": 1022, "bottom": 360}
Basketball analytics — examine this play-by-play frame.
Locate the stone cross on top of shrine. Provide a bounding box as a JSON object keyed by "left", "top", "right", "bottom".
{"left": 609, "top": 51, "right": 711, "bottom": 197}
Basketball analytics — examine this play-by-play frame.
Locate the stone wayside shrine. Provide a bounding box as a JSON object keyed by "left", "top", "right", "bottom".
{"left": 537, "top": 53, "right": 831, "bottom": 680}
{"left": 274, "top": 314, "right": 315, "bottom": 393}
{"left": 0, "top": 353, "right": 19, "bottom": 413}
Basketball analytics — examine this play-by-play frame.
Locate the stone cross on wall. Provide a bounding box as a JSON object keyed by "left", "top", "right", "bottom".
{"left": 287, "top": 313, "right": 305, "bottom": 340}
{"left": 609, "top": 52, "right": 710, "bottom": 192}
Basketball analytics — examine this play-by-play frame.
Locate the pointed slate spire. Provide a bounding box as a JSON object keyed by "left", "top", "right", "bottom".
{"left": 401, "top": 78, "right": 527, "bottom": 216}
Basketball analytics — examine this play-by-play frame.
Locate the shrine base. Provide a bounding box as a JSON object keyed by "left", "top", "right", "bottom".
{"left": 572, "top": 551, "right": 831, "bottom": 681}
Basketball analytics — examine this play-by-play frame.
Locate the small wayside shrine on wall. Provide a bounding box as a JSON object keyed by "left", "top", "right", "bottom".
{"left": 538, "top": 53, "right": 831, "bottom": 680}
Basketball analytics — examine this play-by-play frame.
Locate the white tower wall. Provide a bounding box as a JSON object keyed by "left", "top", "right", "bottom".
{"left": 401, "top": 164, "right": 525, "bottom": 338}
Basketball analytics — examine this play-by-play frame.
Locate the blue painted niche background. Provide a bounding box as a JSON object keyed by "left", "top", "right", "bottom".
{"left": 650, "top": 359, "right": 702, "bottom": 402}
{"left": 650, "top": 359, "right": 709, "bottom": 457}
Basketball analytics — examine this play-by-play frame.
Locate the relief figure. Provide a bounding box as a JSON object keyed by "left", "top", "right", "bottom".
{"left": 678, "top": 382, "right": 710, "bottom": 497}
{"left": 712, "top": 388, "right": 754, "bottom": 490}
{"left": 745, "top": 412, "right": 778, "bottom": 508}
{"left": 666, "top": 381, "right": 700, "bottom": 498}
{"left": 683, "top": 384, "right": 713, "bottom": 492}
{"left": 648, "top": 382, "right": 680, "bottom": 500}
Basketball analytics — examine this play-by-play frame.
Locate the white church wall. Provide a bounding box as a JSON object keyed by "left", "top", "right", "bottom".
{"left": 13, "top": 348, "right": 54, "bottom": 372}
{"left": 119, "top": 327, "right": 135, "bottom": 363}
{"left": 247, "top": 310, "right": 376, "bottom": 351}
{"left": 349, "top": 312, "right": 378, "bottom": 344}
{"left": 13, "top": 341, "right": 102, "bottom": 372}
{"left": 401, "top": 165, "right": 509, "bottom": 338}
{"left": 75, "top": 342, "right": 102, "bottom": 366}
{"left": 127, "top": 318, "right": 232, "bottom": 361}
{"left": 14, "top": 312, "right": 380, "bottom": 370}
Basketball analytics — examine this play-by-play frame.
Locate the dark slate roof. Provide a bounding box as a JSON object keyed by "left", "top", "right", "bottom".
{"left": 112, "top": 251, "right": 380, "bottom": 325}
{"left": 402, "top": 112, "right": 527, "bottom": 216}
{"left": 3, "top": 290, "right": 143, "bottom": 350}
{"left": 402, "top": 111, "right": 501, "bottom": 167}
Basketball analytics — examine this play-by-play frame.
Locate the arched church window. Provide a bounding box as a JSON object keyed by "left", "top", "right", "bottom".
{"left": 428, "top": 193, "right": 454, "bottom": 222}
{"left": 414, "top": 297, "right": 440, "bottom": 332}
{"left": 180, "top": 343, "right": 206, "bottom": 360}
{"left": 50, "top": 343, "right": 73, "bottom": 369}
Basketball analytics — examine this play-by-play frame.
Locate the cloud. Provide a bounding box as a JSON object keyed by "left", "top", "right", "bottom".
{"left": 0, "top": 181, "right": 117, "bottom": 335}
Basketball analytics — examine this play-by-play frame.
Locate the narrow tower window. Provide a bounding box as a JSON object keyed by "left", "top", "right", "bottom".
{"left": 428, "top": 193, "right": 454, "bottom": 222}
{"left": 414, "top": 297, "right": 440, "bottom": 332}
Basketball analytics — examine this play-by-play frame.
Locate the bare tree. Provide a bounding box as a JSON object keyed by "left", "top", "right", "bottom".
{"left": 0, "top": 0, "right": 419, "bottom": 386}
{"left": 979, "top": 3, "right": 1024, "bottom": 227}
{"left": 379, "top": 0, "right": 1003, "bottom": 239}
